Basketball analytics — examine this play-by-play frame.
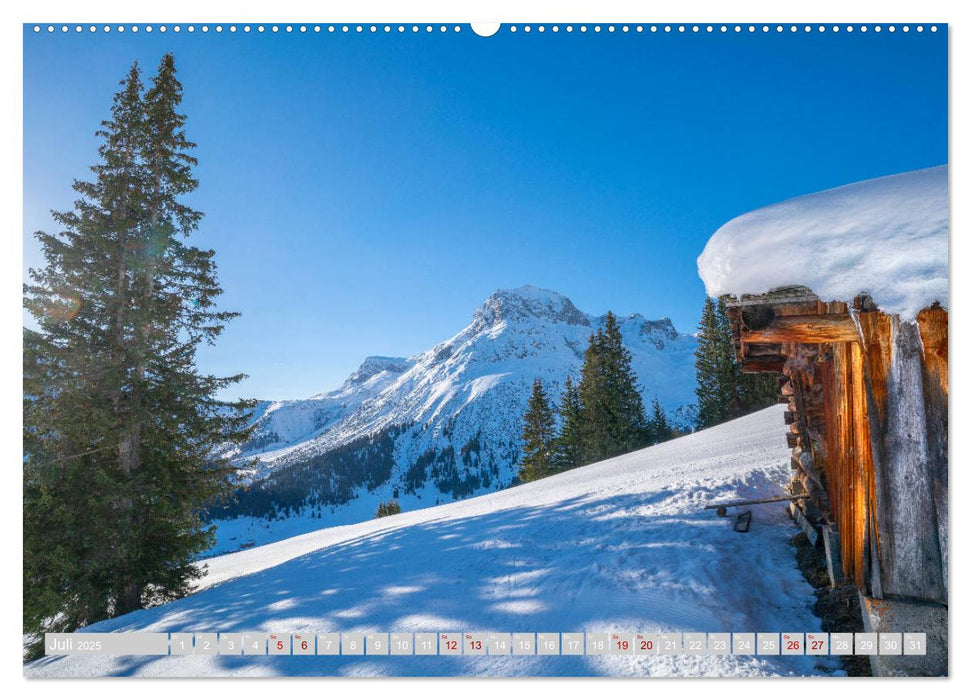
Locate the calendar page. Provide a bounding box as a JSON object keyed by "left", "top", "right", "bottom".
{"left": 21, "top": 4, "right": 950, "bottom": 682}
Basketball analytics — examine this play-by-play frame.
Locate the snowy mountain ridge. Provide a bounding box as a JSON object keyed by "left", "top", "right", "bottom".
{"left": 216, "top": 286, "right": 698, "bottom": 545}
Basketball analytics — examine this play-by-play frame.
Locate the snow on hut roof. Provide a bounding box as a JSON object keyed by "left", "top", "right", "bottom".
{"left": 697, "top": 165, "right": 948, "bottom": 320}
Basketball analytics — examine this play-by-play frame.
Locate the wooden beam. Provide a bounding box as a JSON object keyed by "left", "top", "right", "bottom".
{"left": 704, "top": 492, "right": 808, "bottom": 510}
{"left": 741, "top": 314, "right": 860, "bottom": 344}
{"left": 745, "top": 342, "right": 785, "bottom": 356}
{"left": 740, "top": 357, "right": 786, "bottom": 373}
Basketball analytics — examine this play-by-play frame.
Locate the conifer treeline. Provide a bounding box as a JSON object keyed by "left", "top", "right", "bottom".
{"left": 23, "top": 55, "right": 250, "bottom": 658}
{"left": 518, "top": 312, "right": 674, "bottom": 483}
{"left": 519, "top": 298, "right": 779, "bottom": 483}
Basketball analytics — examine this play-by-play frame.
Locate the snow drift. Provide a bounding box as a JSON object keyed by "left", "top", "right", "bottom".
{"left": 697, "top": 165, "right": 948, "bottom": 320}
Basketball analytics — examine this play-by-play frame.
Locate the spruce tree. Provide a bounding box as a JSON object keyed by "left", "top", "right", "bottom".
{"left": 716, "top": 297, "right": 746, "bottom": 419}
{"left": 23, "top": 55, "right": 251, "bottom": 658}
{"left": 577, "top": 331, "right": 607, "bottom": 462}
{"left": 649, "top": 398, "right": 673, "bottom": 444}
{"left": 518, "top": 378, "right": 557, "bottom": 482}
{"left": 694, "top": 297, "right": 736, "bottom": 428}
{"left": 553, "top": 375, "right": 583, "bottom": 471}
{"left": 577, "top": 312, "right": 648, "bottom": 463}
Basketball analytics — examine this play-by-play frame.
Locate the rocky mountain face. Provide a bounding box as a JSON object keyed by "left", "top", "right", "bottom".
{"left": 216, "top": 286, "right": 698, "bottom": 525}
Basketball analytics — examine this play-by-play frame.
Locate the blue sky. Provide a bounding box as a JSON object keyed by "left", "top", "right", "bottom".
{"left": 23, "top": 25, "right": 947, "bottom": 400}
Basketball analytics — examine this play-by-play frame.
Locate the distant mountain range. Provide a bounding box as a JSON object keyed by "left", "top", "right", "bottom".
{"left": 213, "top": 286, "right": 698, "bottom": 535}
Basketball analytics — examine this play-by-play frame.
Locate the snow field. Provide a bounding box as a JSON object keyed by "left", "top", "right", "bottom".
{"left": 28, "top": 406, "right": 839, "bottom": 677}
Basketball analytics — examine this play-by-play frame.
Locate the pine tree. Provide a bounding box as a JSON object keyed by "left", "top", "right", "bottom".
{"left": 553, "top": 375, "right": 583, "bottom": 470}
{"left": 577, "top": 312, "right": 648, "bottom": 463}
{"left": 23, "top": 55, "right": 251, "bottom": 658}
{"left": 648, "top": 398, "right": 673, "bottom": 444}
{"left": 518, "top": 378, "right": 557, "bottom": 482}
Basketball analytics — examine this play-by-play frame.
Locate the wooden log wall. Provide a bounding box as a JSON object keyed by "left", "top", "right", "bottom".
{"left": 730, "top": 298, "right": 948, "bottom": 605}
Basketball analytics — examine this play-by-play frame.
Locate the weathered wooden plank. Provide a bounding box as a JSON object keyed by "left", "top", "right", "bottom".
{"left": 790, "top": 501, "right": 818, "bottom": 545}
{"left": 821, "top": 525, "right": 845, "bottom": 587}
{"left": 814, "top": 340, "right": 871, "bottom": 592}
{"left": 852, "top": 338, "right": 882, "bottom": 598}
{"left": 791, "top": 453, "right": 803, "bottom": 473}
{"left": 745, "top": 342, "right": 786, "bottom": 356}
{"left": 840, "top": 343, "right": 865, "bottom": 590}
{"left": 741, "top": 314, "right": 861, "bottom": 344}
{"left": 859, "top": 313, "right": 946, "bottom": 603}
{"left": 725, "top": 286, "right": 817, "bottom": 308}
{"left": 917, "top": 306, "right": 948, "bottom": 603}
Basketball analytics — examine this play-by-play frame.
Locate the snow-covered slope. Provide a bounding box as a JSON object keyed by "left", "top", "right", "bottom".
{"left": 213, "top": 286, "right": 698, "bottom": 550}
{"left": 28, "top": 406, "right": 839, "bottom": 678}
{"left": 698, "top": 165, "right": 948, "bottom": 320}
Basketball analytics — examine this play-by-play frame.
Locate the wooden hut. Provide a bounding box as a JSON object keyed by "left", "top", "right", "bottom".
{"left": 700, "top": 167, "right": 948, "bottom": 675}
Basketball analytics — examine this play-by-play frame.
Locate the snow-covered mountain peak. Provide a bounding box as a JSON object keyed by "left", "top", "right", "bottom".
{"left": 472, "top": 285, "right": 591, "bottom": 331}
{"left": 228, "top": 286, "right": 699, "bottom": 529}
{"left": 346, "top": 355, "right": 411, "bottom": 384}
{"left": 618, "top": 315, "right": 681, "bottom": 349}
{"left": 307, "top": 355, "right": 412, "bottom": 400}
